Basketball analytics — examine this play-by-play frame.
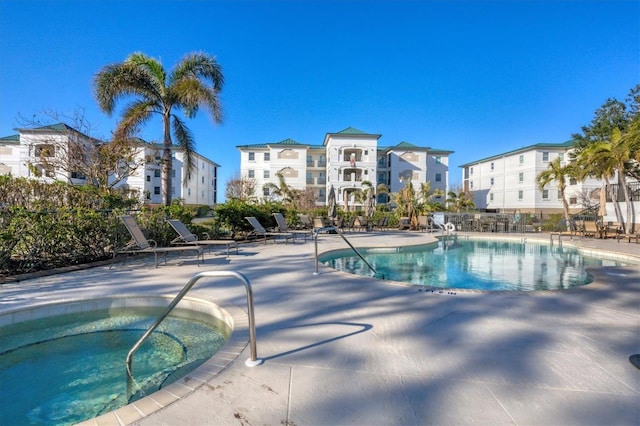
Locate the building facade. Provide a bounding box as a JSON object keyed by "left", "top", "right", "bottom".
{"left": 0, "top": 123, "right": 220, "bottom": 206}
{"left": 237, "top": 127, "right": 453, "bottom": 209}
{"left": 459, "top": 141, "right": 602, "bottom": 214}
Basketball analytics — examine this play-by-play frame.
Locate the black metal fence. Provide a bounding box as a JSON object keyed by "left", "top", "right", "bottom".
{"left": 606, "top": 181, "right": 640, "bottom": 202}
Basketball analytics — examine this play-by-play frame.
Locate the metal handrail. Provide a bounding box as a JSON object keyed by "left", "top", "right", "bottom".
{"left": 126, "top": 271, "right": 263, "bottom": 377}
{"left": 313, "top": 226, "right": 376, "bottom": 275}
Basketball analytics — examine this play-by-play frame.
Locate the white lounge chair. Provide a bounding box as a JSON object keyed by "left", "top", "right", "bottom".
{"left": 113, "top": 215, "right": 204, "bottom": 268}
{"left": 166, "top": 219, "right": 239, "bottom": 258}
{"left": 245, "top": 216, "right": 294, "bottom": 244}
{"left": 273, "top": 212, "right": 312, "bottom": 241}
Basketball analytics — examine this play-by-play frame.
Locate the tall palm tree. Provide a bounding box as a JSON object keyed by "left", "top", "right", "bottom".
{"left": 94, "top": 52, "right": 224, "bottom": 206}
{"left": 536, "top": 157, "right": 574, "bottom": 229}
{"left": 576, "top": 140, "right": 625, "bottom": 230}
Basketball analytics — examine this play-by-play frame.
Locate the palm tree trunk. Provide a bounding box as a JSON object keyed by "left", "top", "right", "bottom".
{"left": 162, "top": 111, "right": 172, "bottom": 206}
{"left": 606, "top": 178, "right": 624, "bottom": 227}
{"left": 619, "top": 173, "right": 633, "bottom": 233}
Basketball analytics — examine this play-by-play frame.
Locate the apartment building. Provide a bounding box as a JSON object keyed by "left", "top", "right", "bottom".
{"left": 459, "top": 141, "right": 602, "bottom": 214}
{"left": 0, "top": 123, "right": 220, "bottom": 206}
{"left": 237, "top": 127, "right": 453, "bottom": 209}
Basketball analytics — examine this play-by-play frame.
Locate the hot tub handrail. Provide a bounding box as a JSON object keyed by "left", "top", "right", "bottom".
{"left": 126, "top": 270, "right": 263, "bottom": 376}
{"left": 313, "top": 226, "right": 376, "bottom": 275}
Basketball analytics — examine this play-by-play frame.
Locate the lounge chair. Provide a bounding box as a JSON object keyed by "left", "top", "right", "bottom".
{"left": 166, "top": 219, "right": 239, "bottom": 258}
{"left": 617, "top": 230, "right": 639, "bottom": 244}
{"left": 298, "top": 214, "right": 313, "bottom": 229}
{"left": 113, "top": 215, "right": 204, "bottom": 268}
{"left": 245, "top": 216, "right": 295, "bottom": 244}
{"left": 582, "top": 221, "right": 599, "bottom": 238}
{"left": 273, "top": 212, "right": 312, "bottom": 241}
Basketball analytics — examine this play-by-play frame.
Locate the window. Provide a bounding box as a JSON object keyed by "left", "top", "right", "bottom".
{"left": 263, "top": 187, "right": 270, "bottom": 196}
{"left": 202, "top": 162, "right": 205, "bottom": 169}
{"left": 172, "top": 169, "right": 176, "bottom": 178}
{"left": 519, "top": 172, "right": 524, "bottom": 183}
{"left": 435, "top": 156, "right": 442, "bottom": 164}
{"left": 306, "top": 171, "right": 313, "bottom": 184}
{"left": 570, "top": 197, "right": 577, "bottom": 205}
{"left": 470, "top": 181, "right": 474, "bottom": 189}
{"left": 154, "top": 169, "right": 161, "bottom": 177}
{"left": 558, "top": 153, "right": 564, "bottom": 161}
{"left": 490, "top": 177, "right": 494, "bottom": 186}
{"left": 188, "top": 188, "right": 191, "bottom": 196}
{"left": 490, "top": 193, "right": 494, "bottom": 201}
{"left": 264, "top": 170, "right": 270, "bottom": 179}
{"left": 248, "top": 169, "right": 255, "bottom": 178}
{"left": 154, "top": 186, "right": 161, "bottom": 195}
{"left": 146, "top": 175, "right": 151, "bottom": 182}
{"left": 248, "top": 152, "right": 255, "bottom": 161}
{"left": 542, "top": 189, "right": 549, "bottom": 199}
{"left": 172, "top": 186, "right": 175, "bottom": 195}
{"left": 470, "top": 167, "right": 474, "bottom": 175}
{"left": 490, "top": 162, "right": 494, "bottom": 171}
{"left": 518, "top": 190, "right": 523, "bottom": 200}
{"left": 264, "top": 153, "right": 270, "bottom": 161}
{"left": 557, "top": 191, "right": 563, "bottom": 200}
{"left": 569, "top": 178, "right": 577, "bottom": 185}
{"left": 542, "top": 152, "right": 549, "bottom": 161}
{"left": 202, "top": 176, "right": 205, "bottom": 184}
{"left": 519, "top": 154, "right": 524, "bottom": 164}
{"left": 35, "top": 144, "right": 55, "bottom": 157}
{"left": 435, "top": 173, "right": 442, "bottom": 182}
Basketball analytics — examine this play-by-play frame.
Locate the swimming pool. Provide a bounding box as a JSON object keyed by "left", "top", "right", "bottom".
{"left": 320, "top": 237, "right": 631, "bottom": 291}
{"left": 0, "top": 296, "right": 235, "bottom": 426}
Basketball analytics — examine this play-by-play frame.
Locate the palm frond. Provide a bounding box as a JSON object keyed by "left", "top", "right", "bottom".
{"left": 172, "top": 115, "right": 196, "bottom": 173}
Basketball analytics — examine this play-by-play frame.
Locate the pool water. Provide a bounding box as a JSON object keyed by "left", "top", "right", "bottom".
{"left": 321, "top": 238, "right": 628, "bottom": 291}
{"left": 0, "top": 308, "right": 228, "bottom": 426}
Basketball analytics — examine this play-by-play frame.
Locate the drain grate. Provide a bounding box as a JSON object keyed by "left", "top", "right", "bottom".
{"left": 629, "top": 354, "right": 640, "bottom": 370}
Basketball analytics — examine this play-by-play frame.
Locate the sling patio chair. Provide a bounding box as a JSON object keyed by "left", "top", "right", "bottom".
{"left": 113, "top": 215, "right": 204, "bottom": 268}
{"left": 273, "top": 212, "right": 313, "bottom": 242}
{"left": 245, "top": 216, "right": 295, "bottom": 244}
{"left": 166, "top": 219, "right": 239, "bottom": 258}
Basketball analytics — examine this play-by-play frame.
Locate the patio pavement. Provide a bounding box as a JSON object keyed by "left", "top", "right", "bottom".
{"left": 1, "top": 231, "right": 639, "bottom": 426}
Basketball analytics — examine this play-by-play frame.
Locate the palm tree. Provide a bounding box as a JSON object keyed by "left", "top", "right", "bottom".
{"left": 536, "top": 157, "right": 574, "bottom": 229}
{"left": 575, "top": 140, "right": 625, "bottom": 230}
{"left": 446, "top": 190, "right": 475, "bottom": 213}
{"left": 94, "top": 52, "right": 224, "bottom": 206}
{"left": 263, "top": 172, "right": 294, "bottom": 204}
{"left": 417, "top": 181, "right": 444, "bottom": 214}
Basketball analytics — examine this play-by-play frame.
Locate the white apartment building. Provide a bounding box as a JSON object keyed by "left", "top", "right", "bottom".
{"left": 459, "top": 141, "right": 602, "bottom": 214}
{"left": 237, "top": 127, "right": 453, "bottom": 209}
{"left": 0, "top": 123, "right": 220, "bottom": 206}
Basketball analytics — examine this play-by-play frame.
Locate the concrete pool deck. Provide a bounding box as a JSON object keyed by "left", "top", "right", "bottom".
{"left": 1, "top": 231, "right": 639, "bottom": 425}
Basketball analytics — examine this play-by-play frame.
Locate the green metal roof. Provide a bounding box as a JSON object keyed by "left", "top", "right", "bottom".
{"left": 236, "top": 137, "right": 311, "bottom": 149}
{"left": 0, "top": 134, "right": 20, "bottom": 142}
{"left": 458, "top": 140, "right": 575, "bottom": 167}
{"left": 337, "top": 127, "right": 368, "bottom": 135}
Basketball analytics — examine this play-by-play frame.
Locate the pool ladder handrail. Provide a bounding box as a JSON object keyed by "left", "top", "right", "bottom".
{"left": 313, "top": 226, "right": 376, "bottom": 275}
{"left": 126, "top": 270, "right": 263, "bottom": 377}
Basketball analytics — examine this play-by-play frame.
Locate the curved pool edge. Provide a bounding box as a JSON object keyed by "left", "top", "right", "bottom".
{"left": 315, "top": 232, "right": 640, "bottom": 294}
{"left": 0, "top": 295, "right": 249, "bottom": 426}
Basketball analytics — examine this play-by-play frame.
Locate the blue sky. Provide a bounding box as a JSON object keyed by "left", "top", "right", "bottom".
{"left": 1, "top": 0, "right": 638, "bottom": 195}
